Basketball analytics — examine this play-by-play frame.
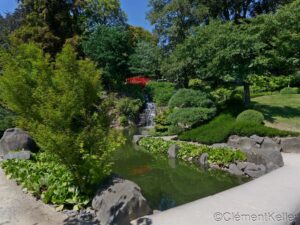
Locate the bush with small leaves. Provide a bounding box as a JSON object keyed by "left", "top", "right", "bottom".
{"left": 167, "top": 107, "right": 216, "bottom": 130}
{"left": 236, "top": 110, "right": 264, "bottom": 124}
{"left": 168, "top": 89, "right": 214, "bottom": 109}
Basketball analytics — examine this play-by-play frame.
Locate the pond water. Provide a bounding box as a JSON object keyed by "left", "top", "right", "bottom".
{"left": 112, "top": 129, "right": 249, "bottom": 211}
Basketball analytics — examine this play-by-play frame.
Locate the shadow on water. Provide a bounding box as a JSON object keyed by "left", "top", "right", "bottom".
{"left": 112, "top": 128, "right": 249, "bottom": 211}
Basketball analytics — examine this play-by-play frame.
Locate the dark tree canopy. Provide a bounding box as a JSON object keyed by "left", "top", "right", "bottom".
{"left": 12, "top": 0, "right": 127, "bottom": 55}
{"left": 83, "top": 25, "right": 133, "bottom": 88}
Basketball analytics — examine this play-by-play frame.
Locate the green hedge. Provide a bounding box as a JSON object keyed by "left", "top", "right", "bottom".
{"left": 179, "top": 113, "right": 298, "bottom": 144}
{"left": 179, "top": 113, "right": 235, "bottom": 144}
{"left": 139, "top": 137, "right": 246, "bottom": 166}
{"left": 1, "top": 152, "right": 89, "bottom": 209}
{"left": 146, "top": 81, "right": 175, "bottom": 106}
{"left": 236, "top": 110, "right": 264, "bottom": 124}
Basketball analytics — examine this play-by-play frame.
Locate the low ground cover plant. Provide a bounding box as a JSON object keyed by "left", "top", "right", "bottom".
{"left": 139, "top": 137, "right": 246, "bottom": 166}
{"left": 1, "top": 152, "right": 90, "bottom": 210}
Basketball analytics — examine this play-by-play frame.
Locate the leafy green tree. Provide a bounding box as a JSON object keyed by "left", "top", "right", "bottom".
{"left": 129, "top": 41, "right": 161, "bottom": 77}
{"left": 83, "top": 25, "right": 132, "bottom": 88}
{"left": 148, "top": 0, "right": 208, "bottom": 48}
{"left": 0, "top": 43, "right": 124, "bottom": 192}
{"left": 148, "top": 0, "right": 291, "bottom": 48}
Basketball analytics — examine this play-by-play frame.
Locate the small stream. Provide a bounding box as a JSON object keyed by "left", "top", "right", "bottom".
{"left": 112, "top": 129, "right": 249, "bottom": 211}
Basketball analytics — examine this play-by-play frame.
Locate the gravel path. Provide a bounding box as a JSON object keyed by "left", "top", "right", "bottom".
{"left": 0, "top": 168, "right": 68, "bottom": 225}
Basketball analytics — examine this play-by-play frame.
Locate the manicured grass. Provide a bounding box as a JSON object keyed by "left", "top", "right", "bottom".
{"left": 252, "top": 94, "right": 300, "bottom": 132}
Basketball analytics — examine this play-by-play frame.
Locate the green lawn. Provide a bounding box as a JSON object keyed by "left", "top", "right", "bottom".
{"left": 252, "top": 94, "right": 300, "bottom": 132}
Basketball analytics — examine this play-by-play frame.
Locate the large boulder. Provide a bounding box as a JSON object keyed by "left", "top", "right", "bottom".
{"left": 0, "top": 128, "right": 38, "bottom": 157}
{"left": 228, "top": 164, "right": 244, "bottom": 176}
{"left": 246, "top": 147, "right": 284, "bottom": 172}
{"left": 227, "top": 135, "right": 284, "bottom": 173}
{"left": 250, "top": 135, "right": 264, "bottom": 145}
{"left": 281, "top": 137, "right": 300, "bottom": 153}
{"left": 260, "top": 137, "right": 281, "bottom": 152}
{"left": 4, "top": 150, "right": 32, "bottom": 160}
{"left": 92, "top": 178, "right": 152, "bottom": 225}
{"left": 227, "top": 135, "right": 257, "bottom": 153}
{"left": 244, "top": 163, "right": 266, "bottom": 178}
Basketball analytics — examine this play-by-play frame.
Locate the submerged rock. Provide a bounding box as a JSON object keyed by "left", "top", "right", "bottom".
{"left": 198, "top": 153, "right": 209, "bottom": 167}
{"left": 167, "top": 144, "right": 180, "bottom": 159}
{"left": 92, "top": 178, "right": 152, "bottom": 225}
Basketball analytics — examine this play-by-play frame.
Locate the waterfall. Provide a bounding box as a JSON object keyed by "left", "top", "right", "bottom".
{"left": 144, "top": 102, "right": 156, "bottom": 127}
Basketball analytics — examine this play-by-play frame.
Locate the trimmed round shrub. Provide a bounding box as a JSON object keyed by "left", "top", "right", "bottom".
{"left": 280, "top": 87, "right": 299, "bottom": 95}
{"left": 167, "top": 107, "right": 216, "bottom": 129}
{"left": 236, "top": 110, "right": 264, "bottom": 124}
{"left": 168, "top": 89, "right": 214, "bottom": 109}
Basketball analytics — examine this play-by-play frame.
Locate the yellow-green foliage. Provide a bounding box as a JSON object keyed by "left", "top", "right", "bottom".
{"left": 139, "top": 137, "right": 246, "bottom": 166}
{"left": 2, "top": 152, "right": 90, "bottom": 208}
{"left": 0, "top": 43, "right": 124, "bottom": 192}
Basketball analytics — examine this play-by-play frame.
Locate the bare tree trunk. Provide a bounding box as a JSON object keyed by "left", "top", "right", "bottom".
{"left": 243, "top": 82, "right": 251, "bottom": 107}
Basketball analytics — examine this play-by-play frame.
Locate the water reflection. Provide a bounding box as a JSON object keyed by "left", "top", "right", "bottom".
{"left": 112, "top": 129, "right": 249, "bottom": 211}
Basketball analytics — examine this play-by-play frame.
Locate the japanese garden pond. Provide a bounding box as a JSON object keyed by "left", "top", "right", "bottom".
{"left": 112, "top": 129, "right": 249, "bottom": 211}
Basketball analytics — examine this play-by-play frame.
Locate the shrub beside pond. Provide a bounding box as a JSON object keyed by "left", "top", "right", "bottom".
{"left": 139, "top": 137, "right": 246, "bottom": 166}
{"left": 179, "top": 113, "right": 298, "bottom": 144}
